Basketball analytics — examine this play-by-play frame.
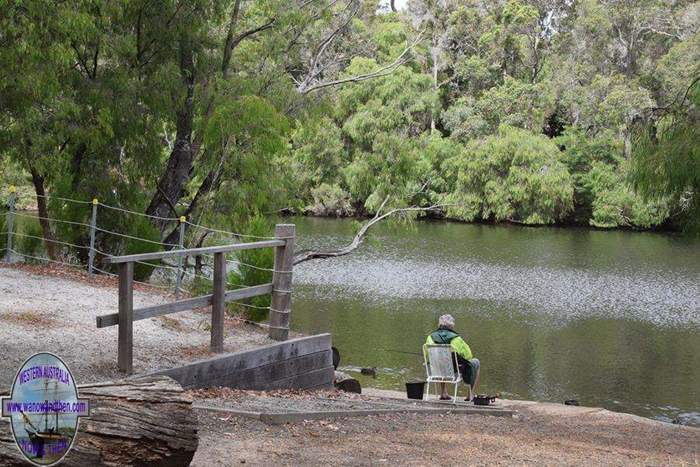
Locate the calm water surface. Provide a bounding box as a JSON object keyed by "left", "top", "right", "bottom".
{"left": 290, "top": 217, "right": 700, "bottom": 425}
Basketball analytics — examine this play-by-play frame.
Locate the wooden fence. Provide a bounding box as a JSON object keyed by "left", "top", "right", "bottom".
{"left": 96, "top": 224, "right": 295, "bottom": 374}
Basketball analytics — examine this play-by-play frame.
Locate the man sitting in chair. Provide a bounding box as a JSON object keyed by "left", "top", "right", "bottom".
{"left": 426, "top": 314, "right": 480, "bottom": 400}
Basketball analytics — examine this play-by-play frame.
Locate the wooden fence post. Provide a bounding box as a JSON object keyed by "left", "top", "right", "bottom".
{"left": 118, "top": 261, "right": 134, "bottom": 374}
{"left": 87, "top": 198, "right": 98, "bottom": 275}
{"left": 5, "top": 186, "right": 16, "bottom": 262}
{"left": 269, "top": 224, "right": 295, "bottom": 341}
{"left": 210, "top": 252, "right": 226, "bottom": 353}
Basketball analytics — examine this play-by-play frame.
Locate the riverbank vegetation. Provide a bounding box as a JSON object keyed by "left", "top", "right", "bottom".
{"left": 1, "top": 0, "right": 698, "bottom": 245}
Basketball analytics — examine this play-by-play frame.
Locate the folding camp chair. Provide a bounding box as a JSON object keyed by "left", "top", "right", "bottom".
{"left": 423, "top": 344, "right": 470, "bottom": 403}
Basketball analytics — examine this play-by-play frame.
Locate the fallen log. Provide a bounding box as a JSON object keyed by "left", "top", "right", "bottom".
{"left": 334, "top": 371, "right": 361, "bottom": 394}
{"left": 0, "top": 376, "right": 198, "bottom": 466}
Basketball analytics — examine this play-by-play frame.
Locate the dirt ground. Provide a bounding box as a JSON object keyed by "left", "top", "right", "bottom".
{"left": 191, "top": 403, "right": 699, "bottom": 466}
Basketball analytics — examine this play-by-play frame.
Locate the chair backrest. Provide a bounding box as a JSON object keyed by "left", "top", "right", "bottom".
{"left": 424, "top": 344, "right": 459, "bottom": 382}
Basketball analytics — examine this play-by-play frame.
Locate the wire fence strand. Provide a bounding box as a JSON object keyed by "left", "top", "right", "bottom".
{"left": 8, "top": 249, "right": 84, "bottom": 269}
{"left": 92, "top": 265, "right": 117, "bottom": 277}
{"left": 134, "top": 279, "right": 172, "bottom": 291}
{"left": 4, "top": 189, "right": 294, "bottom": 297}
{"left": 97, "top": 202, "right": 180, "bottom": 222}
{"left": 229, "top": 316, "right": 271, "bottom": 329}
{"left": 95, "top": 226, "right": 179, "bottom": 247}
{"left": 12, "top": 211, "right": 93, "bottom": 228}
{"left": 134, "top": 259, "right": 180, "bottom": 271}
{"left": 33, "top": 192, "right": 92, "bottom": 205}
{"left": 184, "top": 221, "right": 283, "bottom": 240}
{"left": 232, "top": 302, "right": 271, "bottom": 311}
{"left": 9, "top": 232, "right": 91, "bottom": 250}
{"left": 201, "top": 253, "right": 288, "bottom": 274}
{"left": 92, "top": 265, "right": 172, "bottom": 291}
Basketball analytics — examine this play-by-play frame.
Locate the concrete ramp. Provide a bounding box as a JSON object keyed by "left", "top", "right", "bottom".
{"left": 193, "top": 392, "right": 513, "bottom": 424}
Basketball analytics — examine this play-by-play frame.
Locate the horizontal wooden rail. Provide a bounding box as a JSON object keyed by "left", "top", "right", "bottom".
{"left": 96, "top": 283, "right": 273, "bottom": 328}
{"left": 100, "top": 223, "right": 295, "bottom": 374}
{"left": 105, "top": 240, "right": 285, "bottom": 264}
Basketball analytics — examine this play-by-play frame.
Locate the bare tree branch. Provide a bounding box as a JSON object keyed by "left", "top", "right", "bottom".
{"left": 222, "top": 0, "right": 276, "bottom": 79}
{"left": 298, "top": 31, "right": 424, "bottom": 94}
{"left": 293, "top": 196, "right": 444, "bottom": 264}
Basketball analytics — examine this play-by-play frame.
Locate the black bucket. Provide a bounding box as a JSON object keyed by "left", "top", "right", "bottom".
{"left": 406, "top": 381, "right": 426, "bottom": 400}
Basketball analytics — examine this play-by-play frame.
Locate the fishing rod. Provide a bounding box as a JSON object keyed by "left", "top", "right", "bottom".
{"left": 376, "top": 348, "right": 422, "bottom": 356}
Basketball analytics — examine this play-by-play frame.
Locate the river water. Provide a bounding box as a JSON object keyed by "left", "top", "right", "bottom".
{"left": 290, "top": 217, "right": 700, "bottom": 425}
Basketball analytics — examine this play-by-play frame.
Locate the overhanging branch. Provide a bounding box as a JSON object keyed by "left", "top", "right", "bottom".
{"left": 298, "top": 30, "right": 424, "bottom": 95}
{"left": 293, "top": 196, "right": 445, "bottom": 264}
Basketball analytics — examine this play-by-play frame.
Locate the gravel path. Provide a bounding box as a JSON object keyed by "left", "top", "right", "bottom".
{"left": 0, "top": 266, "right": 275, "bottom": 387}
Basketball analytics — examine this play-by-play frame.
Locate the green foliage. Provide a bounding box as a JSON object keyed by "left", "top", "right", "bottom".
{"left": 288, "top": 117, "right": 346, "bottom": 203}
{"left": 281, "top": 0, "right": 697, "bottom": 233}
{"left": 189, "top": 275, "right": 214, "bottom": 298}
{"left": 123, "top": 218, "right": 162, "bottom": 281}
{"left": 414, "top": 132, "right": 463, "bottom": 204}
{"left": 226, "top": 215, "right": 274, "bottom": 322}
{"left": 1, "top": 0, "right": 697, "bottom": 236}
{"left": 445, "top": 127, "right": 574, "bottom": 224}
{"left": 558, "top": 129, "right": 623, "bottom": 222}
{"left": 16, "top": 222, "right": 44, "bottom": 261}
{"left": 557, "top": 129, "right": 670, "bottom": 229}
{"left": 308, "top": 183, "right": 354, "bottom": 217}
{"left": 631, "top": 82, "right": 700, "bottom": 233}
{"left": 0, "top": 211, "right": 8, "bottom": 251}
{"left": 339, "top": 62, "right": 436, "bottom": 149}
{"left": 196, "top": 95, "right": 292, "bottom": 231}
{"left": 443, "top": 78, "right": 554, "bottom": 141}
{"left": 585, "top": 161, "right": 669, "bottom": 229}
{"left": 344, "top": 134, "right": 431, "bottom": 212}
{"left": 0, "top": 160, "right": 27, "bottom": 187}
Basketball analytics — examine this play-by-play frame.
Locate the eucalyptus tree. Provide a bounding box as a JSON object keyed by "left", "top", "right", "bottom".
{"left": 0, "top": 1, "right": 424, "bottom": 248}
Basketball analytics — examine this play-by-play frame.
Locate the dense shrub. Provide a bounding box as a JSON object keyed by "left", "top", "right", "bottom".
{"left": 584, "top": 161, "right": 670, "bottom": 229}
{"left": 123, "top": 217, "right": 162, "bottom": 281}
{"left": 307, "top": 183, "right": 354, "bottom": 217}
{"left": 226, "top": 215, "right": 274, "bottom": 322}
{"left": 445, "top": 126, "right": 574, "bottom": 224}
{"left": 16, "top": 222, "right": 44, "bottom": 261}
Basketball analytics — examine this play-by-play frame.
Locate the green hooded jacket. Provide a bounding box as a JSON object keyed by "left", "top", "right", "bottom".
{"left": 425, "top": 327, "right": 473, "bottom": 361}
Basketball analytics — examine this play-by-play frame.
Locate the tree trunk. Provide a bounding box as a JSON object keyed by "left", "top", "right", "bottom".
{"left": 70, "top": 143, "right": 87, "bottom": 193}
{"left": 145, "top": 37, "right": 196, "bottom": 234}
{"left": 0, "top": 376, "right": 198, "bottom": 466}
{"left": 145, "top": 7, "right": 274, "bottom": 239}
{"left": 161, "top": 167, "right": 222, "bottom": 246}
{"left": 30, "top": 169, "right": 57, "bottom": 260}
{"left": 430, "top": 39, "right": 439, "bottom": 131}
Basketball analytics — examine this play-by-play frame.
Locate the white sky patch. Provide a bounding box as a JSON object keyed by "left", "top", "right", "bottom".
{"left": 379, "top": 0, "right": 408, "bottom": 11}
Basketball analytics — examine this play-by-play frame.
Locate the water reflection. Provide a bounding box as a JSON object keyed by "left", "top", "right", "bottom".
{"left": 290, "top": 217, "right": 700, "bottom": 425}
